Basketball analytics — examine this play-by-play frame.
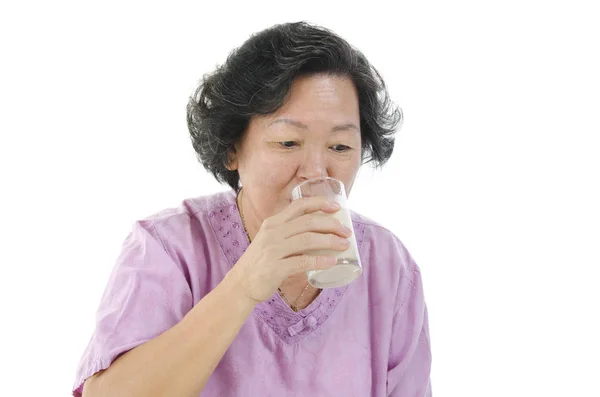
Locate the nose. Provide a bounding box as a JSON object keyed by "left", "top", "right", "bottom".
{"left": 297, "top": 147, "right": 328, "bottom": 181}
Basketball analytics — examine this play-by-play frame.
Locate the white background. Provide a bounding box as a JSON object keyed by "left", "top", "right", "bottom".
{"left": 1, "top": 0, "right": 599, "bottom": 396}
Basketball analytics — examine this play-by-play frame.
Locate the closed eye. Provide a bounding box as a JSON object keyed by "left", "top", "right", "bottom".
{"left": 279, "top": 141, "right": 300, "bottom": 149}
{"left": 331, "top": 144, "right": 351, "bottom": 153}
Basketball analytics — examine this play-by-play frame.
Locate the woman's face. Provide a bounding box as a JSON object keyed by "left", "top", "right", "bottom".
{"left": 229, "top": 73, "right": 362, "bottom": 230}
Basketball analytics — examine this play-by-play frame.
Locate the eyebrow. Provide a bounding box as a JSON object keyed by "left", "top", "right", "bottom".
{"left": 268, "top": 118, "right": 359, "bottom": 132}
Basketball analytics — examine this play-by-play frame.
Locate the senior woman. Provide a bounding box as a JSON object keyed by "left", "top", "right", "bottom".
{"left": 73, "top": 22, "right": 432, "bottom": 397}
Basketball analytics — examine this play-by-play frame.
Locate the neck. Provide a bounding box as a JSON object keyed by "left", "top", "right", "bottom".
{"left": 238, "top": 188, "right": 260, "bottom": 242}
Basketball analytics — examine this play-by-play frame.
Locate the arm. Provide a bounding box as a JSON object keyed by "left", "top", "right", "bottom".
{"left": 83, "top": 270, "right": 256, "bottom": 397}
{"left": 76, "top": 197, "right": 348, "bottom": 397}
{"left": 387, "top": 261, "right": 433, "bottom": 397}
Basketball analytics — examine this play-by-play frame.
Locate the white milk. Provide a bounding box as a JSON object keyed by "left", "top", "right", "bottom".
{"left": 305, "top": 207, "right": 362, "bottom": 288}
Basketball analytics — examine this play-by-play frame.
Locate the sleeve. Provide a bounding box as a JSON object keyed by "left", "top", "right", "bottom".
{"left": 386, "top": 249, "right": 433, "bottom": 397}
{"left": 72, "top": 220, "right": 194, "bottom": 397}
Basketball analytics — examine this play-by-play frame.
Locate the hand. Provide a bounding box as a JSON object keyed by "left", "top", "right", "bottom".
{"left": 229, "top": 196, "right": 352, "bottom": 304}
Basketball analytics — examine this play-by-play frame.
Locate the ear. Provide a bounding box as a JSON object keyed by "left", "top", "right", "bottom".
{"left": 225, "top": 147, "right": 239, "bottom": 171}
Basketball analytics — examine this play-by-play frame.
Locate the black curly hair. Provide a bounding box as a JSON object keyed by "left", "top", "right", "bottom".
{"left": 186, "top": 21, "right": 402, "bottom": 192}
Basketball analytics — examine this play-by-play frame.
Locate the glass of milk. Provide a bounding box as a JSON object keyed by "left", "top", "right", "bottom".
{"left": 292, "top": 177, "right": 362, "bottom": 289}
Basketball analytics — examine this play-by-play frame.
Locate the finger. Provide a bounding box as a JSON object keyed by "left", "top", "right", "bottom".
{"left": 279, "top": 232, "right": 350, "bottom": 258}
{"left": 277, "top": 196, "right": 341, "bottom": 223}
{"left": 284, "top": 213, "right": 353, "bottom": 239}
{"left": 281, "top": 254, "right": 337, "bottom": 275}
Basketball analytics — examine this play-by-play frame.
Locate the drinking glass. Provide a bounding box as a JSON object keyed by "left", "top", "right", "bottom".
{"left": 292, "top": 177, "right": 362, "bottom": 288}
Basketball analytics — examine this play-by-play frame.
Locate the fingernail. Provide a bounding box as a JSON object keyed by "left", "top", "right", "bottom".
{"left": 330, "top": 201, "right": 341, "bottom": 208}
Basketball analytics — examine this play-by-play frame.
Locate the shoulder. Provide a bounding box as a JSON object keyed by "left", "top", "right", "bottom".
{"left": 127, "top": 190, "right": 237, "bottom": 259}
{"left": 135, "top": 190, "right": 236, "bottom": 235}
{"left": 141, "top": 190, "right": 236, "bottom": 226}
{"left": 350, "top": 210, "right": 422, "bottom": 301}
{"left": 350, "top": 210, "right": 415, "bottom": 269}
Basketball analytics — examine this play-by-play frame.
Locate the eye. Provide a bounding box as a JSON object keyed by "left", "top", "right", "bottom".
{"left": 331, "top": 144, "right": 351, "bottom": 153}
{"left": 279, "top": 141, "right": 299, "bottom": 149}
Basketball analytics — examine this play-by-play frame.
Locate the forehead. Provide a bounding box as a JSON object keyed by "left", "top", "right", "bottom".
{"left": 277, "top": 74, "right": 359, "bottom": 117}
{"left": 247, "top": 74, "right": 360, "bottom": 134}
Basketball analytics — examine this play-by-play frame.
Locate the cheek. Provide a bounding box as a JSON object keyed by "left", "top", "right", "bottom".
{"left": 243, "top": 154, "right": 297, "bottom": 188}
{"left": 331, "top": 154, "right": 361, "bottom": 180}
{"left": 263, "top": 165, "right": 295, "bottom": 188}
{"left": 244, "top": 156, "right": 298, "bottom": 217}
